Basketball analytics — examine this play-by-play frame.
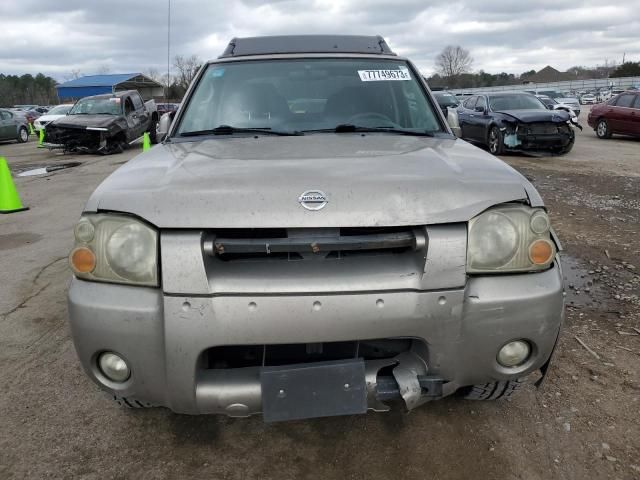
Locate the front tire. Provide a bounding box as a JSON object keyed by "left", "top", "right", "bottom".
{"left": 463, "top": 378, "right": 524, "bottom": 400}
{"left": 596, "top": 119, "right": 611, "bottom": 139}
{"left": 17, "top": 126, "right": 28, "bottom": 143}
{"left": 113, "top": 395, "right": 155, "bottom": 409}
{"left": 488, "top": 126, "right": 503, "bottom": 155}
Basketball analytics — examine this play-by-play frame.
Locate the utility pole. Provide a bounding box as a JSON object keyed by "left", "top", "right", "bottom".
{"left": 166, "top": 0, "right": 171, "bottom": 103}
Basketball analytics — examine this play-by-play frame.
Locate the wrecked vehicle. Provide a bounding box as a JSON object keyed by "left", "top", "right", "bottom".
{"left": 457, "top": 92, "right": 579, "bottom": 155}
{"left": 45, "top": 91, "right": 158, "bottom": 154}
{"left": 68, "top": 35, "right": 564, "bottom": 422}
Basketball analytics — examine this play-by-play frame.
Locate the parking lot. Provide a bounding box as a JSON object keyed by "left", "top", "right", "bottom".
{"left": 0, "top": 106, "right": 639, "bottom": 480}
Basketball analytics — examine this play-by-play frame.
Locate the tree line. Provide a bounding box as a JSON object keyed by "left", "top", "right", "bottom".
{"left": 0, "top": 73, "right": 59, "bottom": 107}
{"left": 0, "top": 53, "right": 201, "bottom": 108}
{"left": 428, "top": 45, "right": 640, "bottom": 89}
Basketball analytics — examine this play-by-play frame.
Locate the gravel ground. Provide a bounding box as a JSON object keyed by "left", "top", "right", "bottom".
{"left": 1, "top": 107, "right": 639, "bottom": 480}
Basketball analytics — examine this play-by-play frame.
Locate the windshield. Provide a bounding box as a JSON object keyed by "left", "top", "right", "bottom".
{"left": 69, "top": 97, "right": 122, "bottom": 115}
{"left": 176, "top": 58, "right": 442, "bottom": 135}
{"left": 47, "top": 104, "right": 72, "bottom": 115}
{"left": 489, "top": 94, "right": 547, "bottom": 111}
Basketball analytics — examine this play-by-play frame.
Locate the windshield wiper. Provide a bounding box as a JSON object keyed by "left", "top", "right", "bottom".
{"left": 180, "top": 125, "right": 303, "bottom": 137}
{"left": 302, "top": 124, "right": 435, "bottom": 136}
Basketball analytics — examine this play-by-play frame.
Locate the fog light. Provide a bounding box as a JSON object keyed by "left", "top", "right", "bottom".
{"left": 98, "top": 352, "right": 130, "bottom": 382}
{"left": 497, "top": 340, "right": 530, "bottom": 367}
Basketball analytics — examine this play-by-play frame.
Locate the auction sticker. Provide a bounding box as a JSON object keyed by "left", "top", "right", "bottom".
{"left": 358, "top": 68, "right": 411, "bottom": 81}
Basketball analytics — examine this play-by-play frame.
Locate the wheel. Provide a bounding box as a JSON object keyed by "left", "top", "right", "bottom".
{"left": 148, "top": 118, "right": 158, "bottom": 144}
{"left": 462, "top": 378, "right": 524, "bottom": 400}
{"left": 112, "top": 394, "right": 155, "bottom": 408}
{"left": 17, "top": 126, "right": 28, "bottom": 143}
{"left": 596, "top": 119, "right": 611, "bottom": 139}
{"left": 559, "top": 137, "right": 575, "bottom": 155}
{"left": 102, "top": 137, "right": 126, "bottom": 155}
{"left": 488, "top": 126, "right": 503, "bottom": 155}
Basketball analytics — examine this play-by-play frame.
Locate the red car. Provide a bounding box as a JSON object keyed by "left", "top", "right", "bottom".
{"left": 588, "top": 91, "right": 640, "bottom": 138}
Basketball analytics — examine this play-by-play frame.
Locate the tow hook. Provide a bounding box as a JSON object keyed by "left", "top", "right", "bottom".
{"left": 367, "top": 352, "right": 445, "bottom": 411}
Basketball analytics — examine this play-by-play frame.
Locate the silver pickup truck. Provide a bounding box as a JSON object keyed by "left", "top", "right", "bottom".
{"left": 67, "top": 35, "right": 564, "bottom": 422}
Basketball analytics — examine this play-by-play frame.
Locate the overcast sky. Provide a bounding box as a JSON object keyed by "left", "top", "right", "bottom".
{"left": 1, "top": 0, "right": 639, "bottom": 80}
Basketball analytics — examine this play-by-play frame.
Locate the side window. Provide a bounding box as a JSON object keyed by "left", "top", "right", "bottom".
{"left": 0, "top": 111, "right": 7, "bottom": 120}
{"left": 463, "top": 96, "right": 477, "bottom": 109}
{"left": 633, "top": 95, "right": 640, "bottom": 109}
{"left": 124, "top": 98, "right": 135, "bottom": 115}
{"left": 475, "top": 96, "right": 487, "bottom": 111}
{"left": 615, "top": 94, "right": 635, "bottom": 108}
{"left": 132, "top": 93, "right": 144, "bottom": 110}
{"left": 607, "top": 97, "right": 617, "bottom": 106}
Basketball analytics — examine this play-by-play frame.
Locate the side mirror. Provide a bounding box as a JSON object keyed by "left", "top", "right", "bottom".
{"left": 157, "top": 111, "right": 176, "bottom": 142}
{"left": 446, "top": 107, "right": 463, "bottom": 138}
{"left": 474, "top": 105, "right": 486, "bottom": 113}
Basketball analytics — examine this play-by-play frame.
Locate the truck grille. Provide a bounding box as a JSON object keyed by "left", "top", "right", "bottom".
{"left": 200, "top": 227, "right": 428, "bottom": 294}
{"left": 205, "top": 227, "right": 421, "bottom": 262}
{"left": 203, "top": 338, "right": 422, "bottom": 369}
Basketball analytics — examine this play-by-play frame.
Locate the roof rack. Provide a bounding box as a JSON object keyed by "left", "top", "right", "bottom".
{"left": 220, "top": 35, "right": 395, "bottom": 58}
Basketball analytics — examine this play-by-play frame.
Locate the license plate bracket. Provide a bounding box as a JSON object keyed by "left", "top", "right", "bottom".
{"left": 260, "top": 359, "right": 367, "bottom": 422}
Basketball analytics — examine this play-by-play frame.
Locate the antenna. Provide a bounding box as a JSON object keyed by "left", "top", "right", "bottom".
{"left": 166, "top": 0, "right": 171, "bottom": 104}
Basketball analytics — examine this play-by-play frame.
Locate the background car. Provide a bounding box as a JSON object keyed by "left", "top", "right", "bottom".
{"left": 580, "top": 93, "right": 597, "bottom": 105}
{"left": 0, "top": 108, "right": 30, "bottom": 143}
{"left": 12, "top": 104, "right": 39, "bottom": 110}
{"left": 588, "top": 91, "right": 640, "bottom": 139}
{"left": 536, "top": 94, "right": 581, "bottom": 117}
{"left": 432, "top": 91, "right": 460, "bottom": 116}
{"left": 33, "top": 104, "right": 73, "bottom": 131}
{"left": 535, "top": 89, "right": 581, "bottom": 113}
{"left": 156, "top": 103, "right": 180, "bottom": 117}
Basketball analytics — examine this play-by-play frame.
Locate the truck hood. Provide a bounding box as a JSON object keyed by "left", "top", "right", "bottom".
{"left": 495, "top": 109, "right": 570, "bottom": 123}
{"left": 86, "top": 134, "right": 542, "bottom": 228}
{"left": 51, "top": 114, "right": 120, "bottom": 129}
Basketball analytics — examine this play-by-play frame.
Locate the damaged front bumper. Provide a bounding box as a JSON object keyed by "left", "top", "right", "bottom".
{"left": 68, "top": 260, "right": 564, "bottom": 420}
{"left": 44, "top": 125, "right": 122, "bottom": 154}
{"left": 502, "top": 121, "right": 577, "bottom": 155}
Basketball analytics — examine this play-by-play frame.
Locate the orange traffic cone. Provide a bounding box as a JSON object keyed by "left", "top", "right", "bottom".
{"left": 0, "top": 157, "right": 28, "bottom": 213}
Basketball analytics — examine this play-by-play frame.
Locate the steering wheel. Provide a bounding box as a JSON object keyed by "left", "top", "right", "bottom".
{"left": 346, "top": 112, "right": 398, "bottom": 127}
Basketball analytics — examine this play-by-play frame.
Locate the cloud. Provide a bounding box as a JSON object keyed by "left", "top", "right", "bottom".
{"left": 0, "top": 0, "right": 638, "bottom": 80}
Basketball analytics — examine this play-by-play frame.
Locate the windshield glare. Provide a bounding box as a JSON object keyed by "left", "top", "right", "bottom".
{"left": 489, "top": 94, "right": 547, "bottom": 111}
{"left": 47, "top": 105, "right": 72, "bottom": 115}
{"left": 176, "top": 59, "right": 442, "bottom": 135}
{"left": 70, "top": 97, "right": 122, "bottom": 115}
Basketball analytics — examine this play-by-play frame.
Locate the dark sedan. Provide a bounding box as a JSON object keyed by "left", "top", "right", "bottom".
{"left": 588, "top": 91, "right": 640, "bottom": 139}
{"left": 457, "top": 92, "right": 578, "bottom": 155}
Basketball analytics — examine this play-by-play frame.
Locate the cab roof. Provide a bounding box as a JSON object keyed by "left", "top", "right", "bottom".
{"left": 219, "top": 35, "right": 395, "bottom": 58}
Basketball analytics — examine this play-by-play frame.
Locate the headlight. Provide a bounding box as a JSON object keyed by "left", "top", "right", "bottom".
{"left": 467, "top": 204, "right": 556, "bottom": 273}
{"left": 69, "top": 214, "right": 158, "bottom": 286}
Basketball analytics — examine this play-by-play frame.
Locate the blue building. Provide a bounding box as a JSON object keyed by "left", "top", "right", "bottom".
{"left": 56, "top": 73, "right": 164, "bottom": 101}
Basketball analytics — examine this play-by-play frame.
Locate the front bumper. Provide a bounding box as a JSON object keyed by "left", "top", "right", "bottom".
{"left": 503, "top": 131, "right": 574, "bottom": 154}
{"left": 68, "top": 262, "right": 564, "bottom": 416}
